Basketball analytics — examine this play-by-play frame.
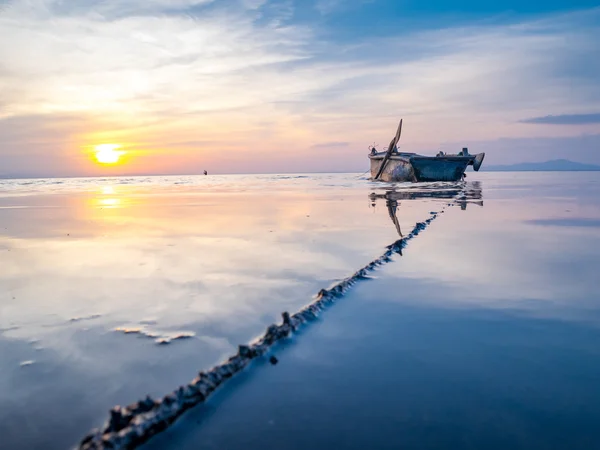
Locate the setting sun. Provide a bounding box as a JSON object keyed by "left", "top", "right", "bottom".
{"left": 95, "top": 144, "right": 125, "bottom": 164}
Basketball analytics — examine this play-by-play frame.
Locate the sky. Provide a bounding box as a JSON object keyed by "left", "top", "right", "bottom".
{"left": 1, "top": 0, "right": 599, "bottom": 177}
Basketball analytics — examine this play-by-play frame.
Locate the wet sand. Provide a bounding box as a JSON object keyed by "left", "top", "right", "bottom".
{"left": 1, "top": 172, "right": 600, "bottom": 449}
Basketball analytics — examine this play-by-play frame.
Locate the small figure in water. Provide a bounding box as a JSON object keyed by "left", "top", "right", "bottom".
{"left": 204, "top": 170, "right": 208, "bottom": 175}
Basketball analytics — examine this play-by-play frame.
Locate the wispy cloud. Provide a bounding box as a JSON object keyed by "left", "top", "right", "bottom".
{"left": 519, "top": 113, "right": 600, "bottom": 125}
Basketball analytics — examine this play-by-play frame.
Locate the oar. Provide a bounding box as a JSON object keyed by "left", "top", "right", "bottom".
{"left": 386, "top": 198, "right": 403, "bottom": 238}
{"left": 374, "top": 119, "right": 403, "bottom": 180}
{"left": 393, "top": 117, "right": 403, "bottom": 144}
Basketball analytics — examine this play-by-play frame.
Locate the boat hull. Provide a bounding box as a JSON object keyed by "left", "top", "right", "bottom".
{"left": 410, "top": 156, "right": 470, "bottom": 182}
{"left": 369, "top": 154, "right": 475, "bottom": 182}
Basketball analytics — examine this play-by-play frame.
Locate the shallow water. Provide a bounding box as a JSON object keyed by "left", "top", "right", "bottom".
{"left": 1, "top": 172, "right": 599, "bottom": 449}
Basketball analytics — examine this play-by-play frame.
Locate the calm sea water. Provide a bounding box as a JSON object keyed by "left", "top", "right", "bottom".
{"left": 1, "top": 172, "right": 600, "bottom": 449}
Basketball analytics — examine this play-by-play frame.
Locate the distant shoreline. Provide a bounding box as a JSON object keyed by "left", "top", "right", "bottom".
{"left": 483, "top": 169, "right": 600, "bottom": 172}
{"left": 483, "top": 159, "right": 600, "bottom": 172}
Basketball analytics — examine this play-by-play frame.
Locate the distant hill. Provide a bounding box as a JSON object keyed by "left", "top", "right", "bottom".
{"left": 485, "top": 159, "right": 600, "bottom": 172}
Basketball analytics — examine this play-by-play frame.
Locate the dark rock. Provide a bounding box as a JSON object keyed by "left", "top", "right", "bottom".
{"left": 263, "top": 324, "right": 280, "bottom": 343}
{"left": 198, "top": 371, "right": 216, "bottom": 390}
{"left": 162, "top": 394, "right": 176, "bottom": 406}
{"left": 176, "top": 386, "right": 186, "bottom": 400}
{"left": 238, "top": 345, "right": 253, "bottom": 358}
{"left": 208, "top": 371, "right": 223, "bottom": 386}
{"left": 128, "top": 396, "right": 156, "bottom": 415}
{"left": 269, "top": 356, "right": 278, "bottom": 365}
{"left": 330, "top": 286, "right": 342, "bottom": 296}
{"left": 220, "top": 364, "right": 234, "bottom": 378}
{"left": 101, "top": 436, "right": 116, "bottom": 448}
{"left": 140, "top": 396, "right": 156, "bottom": 412}
{"left": 107, "top": 407, "right": 132, "bottom": 433}
{"left": 79, "top": 433, "right": 95, "bottom": 447}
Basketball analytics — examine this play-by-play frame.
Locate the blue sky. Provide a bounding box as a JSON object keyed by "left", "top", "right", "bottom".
{"left": 0, "top": 0, "right": 599, "bottom": 176}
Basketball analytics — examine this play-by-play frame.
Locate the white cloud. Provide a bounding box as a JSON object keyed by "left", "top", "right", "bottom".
{"left": 0, "top": 2, "right": 599, "bottom": 175}
{"left": 1, "top": 1, "right": 313, "bottom": 117}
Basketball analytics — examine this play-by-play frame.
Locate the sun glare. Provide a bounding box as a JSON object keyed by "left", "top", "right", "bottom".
{"left": 95, "top": 144, "right": 125, "bottom": 164}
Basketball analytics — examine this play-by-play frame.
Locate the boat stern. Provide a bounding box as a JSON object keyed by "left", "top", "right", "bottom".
{"left": 472, "top": 152, "right": 485, "bottom": 171}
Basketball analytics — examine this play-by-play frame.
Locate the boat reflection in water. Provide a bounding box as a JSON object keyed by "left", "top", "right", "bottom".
{"left": 368, "top": 181, "right": 483, "bottom": 239}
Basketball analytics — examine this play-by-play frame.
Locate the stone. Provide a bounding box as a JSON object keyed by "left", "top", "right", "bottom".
{"left": 107, "top": 407, "right": 132, "bottom": 433}
{"left": 238, "top": 345, "right": 253, "bottom": 358}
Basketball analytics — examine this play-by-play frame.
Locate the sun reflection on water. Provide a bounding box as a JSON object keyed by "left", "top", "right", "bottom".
{"left": 99, "top": 198, "right": 121, "bottom": 208}
{"left": 96, "top": 186, "right": 122, "bottom": 208}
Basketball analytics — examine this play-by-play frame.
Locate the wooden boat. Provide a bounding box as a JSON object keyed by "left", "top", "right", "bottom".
{"left": 369, "top": 119, "right": 485, "bottom": 182}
